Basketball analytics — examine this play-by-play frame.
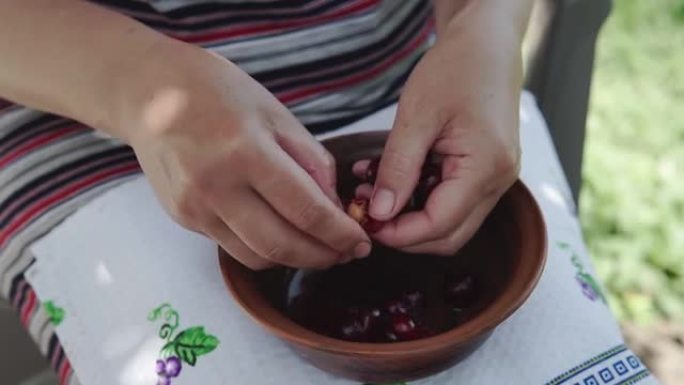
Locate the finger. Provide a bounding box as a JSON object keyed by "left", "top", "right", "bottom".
{"left": 249, "top": 142, "right": 371, "bottom": 258}
{"left": 204, "top": 217, "right": 275, "bottom": 270}
{"left": 273, "top": 119, "right": 340, "bottom": 206}
{"left": 369, "top": 111, "right": 440, "bottom": 220}
{"left": 352, "top": 159, "right": 371, "bottom": 179}
{"left": 399, "top": 195, "right": 499, "bottom": 255}
{"left": 355, "top": 183, "right": 373, "bottom": 200}
{"left": 372, "top": 168, "right": 489, "bottom": 248}
{"left": 216, "top": 187, "right": 345, "bottom": 269}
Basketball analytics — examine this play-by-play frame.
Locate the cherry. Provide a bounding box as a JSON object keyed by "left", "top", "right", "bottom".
{"left": 397, "top": 326, "right": 435, "bottom": 341}
{"left": 402, "top": 290, "right": 424, "bottom": 308}
{"left": 385, "top": 331, "right": 399, "bottom": 342}
{"left": 339, "top": 316, "right": 371, "bottom": 341}
{"left": 445, "top": 274, "right": 477, "bottom": 309}
{"left": 367, "top": 307, "right": 383, "bottom": 319}
{"left": 365, "top": 157, "right": 381, "bottom": 183}
{"left": 346, "top": 198, "right": 385, "bottom": 233}
{"left": 390, "top": 313, "right": 435, "bottom": 341}
{"left": 414, "top": 164, "right": 441, "bottom": 208}
{"left": 385, "top": 299, "right": 409, "bottom": 315}
{"left": 362, "top": 216, "right": 385, "bottom": 233}
{"left": 391, "top": 313, "right": 416, "bottom": 335}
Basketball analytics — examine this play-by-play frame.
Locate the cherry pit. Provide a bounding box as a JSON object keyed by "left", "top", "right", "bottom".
{"left": 345, "top": 155, "right": 442, "bottom": 233}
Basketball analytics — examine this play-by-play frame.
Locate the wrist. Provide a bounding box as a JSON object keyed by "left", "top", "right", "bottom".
{"left": 110, "top": 37, "right": 212, "bottom": 144}
{"left": 438, "top": 0, "right": 531, "bottom": 46}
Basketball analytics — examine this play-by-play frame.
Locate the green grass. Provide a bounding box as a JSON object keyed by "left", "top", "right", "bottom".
{"left": 580, "top": 0, "right": 684, "bottom": 323}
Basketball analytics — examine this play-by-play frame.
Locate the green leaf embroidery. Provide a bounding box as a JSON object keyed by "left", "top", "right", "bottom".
{"left": 149, "top": 303, "right": 220, "bottom": 375}
{"left": 44, "top": 301, "right": 65, "bottom": 326}
{"left": 163, "top": 326, "right": 219, "bottom": 366}
{"left": 148, "top": 303, "right": 179, "bottom": 342}
{"left": 558, "top": 240, "right": 608, "bottom": 305}
{"left": 570, "top": 254, "right": 584, "bottom": 272}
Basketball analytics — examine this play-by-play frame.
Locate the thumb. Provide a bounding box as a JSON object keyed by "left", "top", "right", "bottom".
{"left": 369, "top": 115, "right": 438, "bottom": 220}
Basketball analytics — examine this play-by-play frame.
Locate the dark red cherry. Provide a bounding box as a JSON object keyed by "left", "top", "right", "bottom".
{"left": 346, "top": 198, "right": 385, "bottom": 233}
{"left": 390, "top": 313, "right": 428, "bottom": 341}
{"left": 385, "top": 299, "right": 409, "bottom": 315}
{"left": 362, "top": 217, "right": 385, "bottom": 233}
{"left": 339, "top": 315, "right": 371, "bottom": 341}
{"left": 402, "top": 290, "right": 424, "bottom": 308}
{"left": 365, "top": 157, "right": 381, "bottom": 183}
{"left": 445, "top": 274, "right": 477, "bottom": 309}
{"left": 414, "top": 164, "right": 441, "bottom": 208}
{"left": 384, "top": 331, "right": 399, "bottom": 342}
{"left": 391, "top": 313, "right": 415, "bottom": 333}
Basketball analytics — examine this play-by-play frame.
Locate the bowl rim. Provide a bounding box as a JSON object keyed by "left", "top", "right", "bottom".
{"left": 218, "top": 132, "right": 548, "bottom": 356}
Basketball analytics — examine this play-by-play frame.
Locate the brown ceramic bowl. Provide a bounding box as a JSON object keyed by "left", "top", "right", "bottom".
{"left": 219, "top": 131, "right": 547, "bottom": 383}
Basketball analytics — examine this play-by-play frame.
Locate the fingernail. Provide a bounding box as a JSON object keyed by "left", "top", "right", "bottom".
{"left": 353, "top": 242, "right": 372, "bottom": 258}
{"left": 370, "top": 188, "right": 395, "bottom": 217}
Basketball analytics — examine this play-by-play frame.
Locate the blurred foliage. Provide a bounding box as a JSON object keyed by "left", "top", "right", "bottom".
{"left": 580, "top": 0, "right": 684, "bottom": 323}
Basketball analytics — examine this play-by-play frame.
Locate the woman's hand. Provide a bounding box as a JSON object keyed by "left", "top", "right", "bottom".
{"left": 0, "top": 0, "right": 371, "bottom": 270}
{"left": 362, "top": 3, "right": 528, "bottom": 255}
{"left": 123, "top": 43, "right": 370, "bottom": 270}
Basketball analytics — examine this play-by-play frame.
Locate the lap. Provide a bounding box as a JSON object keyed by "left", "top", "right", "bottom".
{"left": 0, "top": 95, "right": 658, "bottom": 385}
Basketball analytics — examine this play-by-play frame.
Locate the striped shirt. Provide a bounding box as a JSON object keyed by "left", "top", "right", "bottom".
{"left": 0, "top": 1, "right": 434, "bottom": 384}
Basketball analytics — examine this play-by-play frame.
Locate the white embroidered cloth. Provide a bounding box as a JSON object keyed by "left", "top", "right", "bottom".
{"left": 26, "top": 93, "right": 659, "bottom": 385}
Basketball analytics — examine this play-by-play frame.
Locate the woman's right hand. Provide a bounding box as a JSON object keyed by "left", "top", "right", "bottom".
{"left": 120, "top": 41, "right": 371, "bottom": 270}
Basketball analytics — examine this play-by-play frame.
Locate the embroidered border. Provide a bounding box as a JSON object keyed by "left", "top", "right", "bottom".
{"left": 614, "top": 370, "right": 650, "bottom": 385}
{"left": 546, "top": 345, "right": 627, "bottom": 385}
{"left": 544, "top": 345, "right": 651, "bottom": 385}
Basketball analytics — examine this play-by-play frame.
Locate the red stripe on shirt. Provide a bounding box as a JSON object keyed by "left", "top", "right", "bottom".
{"left": 20, "top": 288, "right": 37, "bottom": 328}
{"left": 59, "top": 357, "right": 72, "bottom": 385}
{"left": 0, "top": 152, "right": 134, "bottom": 224}
{"left": 115, "top": 0, "right": 332, "bottom": 25}
{"left": 0, "top": 163, "right": 141, "bottom": 248}
{"left": 0, "top": 118, "right": 69, "bottom": 156}
{"left": 170, "top": 0, "right": 379, "bottom": 43}
{"left": 0, "top": 125, "right": 85, "bottom": 168}
{"left": 277, "top": 19, "right": 432, "bottom": 104}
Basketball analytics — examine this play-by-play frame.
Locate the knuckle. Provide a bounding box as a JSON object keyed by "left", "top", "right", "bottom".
{"left": 381, "top": 147, "right": 419, "bottom": 180}
{"left": 322, "top": 151, "right": 336, "bottom": 172}
{"left": 340, "top": 231, "right": 362, "bottom": 252}
{"left": 224, "top": 134, "right": 252, "bottom": 164}
{"left": 170, "top": 195, "right": 201, "bottom": 230}
{"left": 188, "top": 170, "right": 218, "bottom": 200}
{"left": 308, "top": 259, "right": 338, "bottom": 270}
{"left": 430, "top": 220, "right": 454, "bottom": 240}
{"left": 301, "top": 252, "right": 340, "bottom": 270}
{"left": 434, "top": 239, "right": 459, "bottom": 256}
{"left": 243, "top": 258, "right": 274, "bottom": 271}
{"left": 264, "top": 245, "right": 295, "bottom": 266}
{"left": 492, "top": 141, "right": 520, "bottom": 180}
{"left": 296, "top": 201, "right": 330, "bottom": 232}
{"left": 327, "top": 230, "right": 361, "bottom": 254}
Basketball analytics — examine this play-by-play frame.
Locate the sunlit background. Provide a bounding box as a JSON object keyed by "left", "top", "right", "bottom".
{"left": 581, "top": 1, "right": 684, "bottom": 383}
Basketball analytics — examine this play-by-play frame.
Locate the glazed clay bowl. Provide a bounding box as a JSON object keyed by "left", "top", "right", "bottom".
{"left": 219, "top": 131, "right": 547, "bottom": 383}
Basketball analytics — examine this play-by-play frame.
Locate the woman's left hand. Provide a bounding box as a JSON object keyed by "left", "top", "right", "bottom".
{"left": 363, "top": 10, "right": 524, "bottom": 255}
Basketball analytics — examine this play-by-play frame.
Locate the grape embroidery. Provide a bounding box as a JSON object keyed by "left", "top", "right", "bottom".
{"left": 148, "top": 303, "right": 220, "bottom": 384}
